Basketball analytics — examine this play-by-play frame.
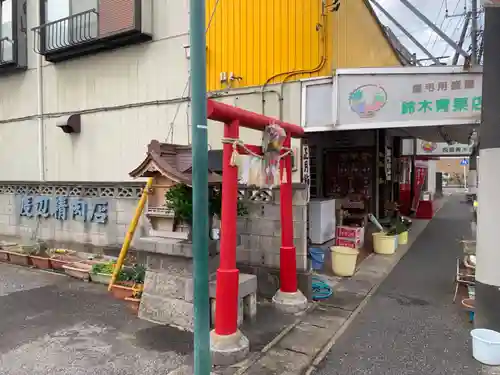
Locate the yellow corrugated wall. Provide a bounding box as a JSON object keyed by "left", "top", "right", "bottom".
{"left": 205, "top": 0, "right": 401, "bottom": 91}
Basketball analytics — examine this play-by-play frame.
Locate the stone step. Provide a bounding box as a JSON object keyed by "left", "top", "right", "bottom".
{"left": 139, "top": 271, "right": 257, "bottom": 332}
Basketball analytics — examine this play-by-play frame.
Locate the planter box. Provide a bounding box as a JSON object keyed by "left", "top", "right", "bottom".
{"left": 0, "top": 250, "right": 9, "bottom": 262}
{"left": 90, "top": 272, "right": 112, "bottom": 285}
{"left": 50, "top": 258, "right": 71, "bottom": 270}
{"left": 63, "top": 261, "right": 93, "bottom": 281}
{"left": 50, "top": 255, "right": 80, "bottom": 270}
{"left": 124, "top": 297, "right": 141, "bottom": 315}
{"left": 111, "top": 282, "right": 135, "bottom": 300}
{"left": 8, "top": 252, "right": 32, "bottom": 266}
{"left": 30, "top": 256, "right": 52, "bottom": 270}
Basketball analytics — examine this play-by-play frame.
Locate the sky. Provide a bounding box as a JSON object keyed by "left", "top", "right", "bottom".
{"left": 373, "top": 0, "right": 484, "bottom": 65}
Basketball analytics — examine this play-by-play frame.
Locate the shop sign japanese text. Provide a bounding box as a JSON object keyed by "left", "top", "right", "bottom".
{"left": 401, "top": 79, "right": 481, "bottom": 116}
{"left": 336, "top": 69, "right": 482, "bottom": 128}
{"left": 20, "top": 196, "right": 109, "bottom": 224}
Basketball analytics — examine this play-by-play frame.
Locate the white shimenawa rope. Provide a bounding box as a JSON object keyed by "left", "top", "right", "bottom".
{"left": 220, "top": 137, "right": 293, "bottom": 184}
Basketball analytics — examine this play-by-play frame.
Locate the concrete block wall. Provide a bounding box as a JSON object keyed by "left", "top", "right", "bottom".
{"left": 0, "top": 182, "right": 148, "bottom": 253}
{"left": 236, "top": 184, "right": 309, "bottom": 271}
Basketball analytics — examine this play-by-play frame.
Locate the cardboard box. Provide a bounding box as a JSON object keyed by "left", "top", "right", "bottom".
{"left": 336, "top": 226, "right": 365, "bottom": 247}
{"left": 335, "top": 237, "right": 362, "bottom": 249}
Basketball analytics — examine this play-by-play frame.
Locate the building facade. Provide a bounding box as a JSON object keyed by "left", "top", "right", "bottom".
{"left": 0, "top": 0, "right": 402, "bottom": 250}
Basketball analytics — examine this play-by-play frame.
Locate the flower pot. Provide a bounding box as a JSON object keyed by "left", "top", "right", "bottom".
{"left": 398, "top": 231, "right": 409, "bottom": 245}
{"left": 50, "top": 254, "right": 79, "bottom": 270}
{"left": 111, "top": 283, "right": 135, "bottom": 300}
{"left": 8, "top": 252, "right": 32, "bottom": 266}
{"left": 30, "top": 255, "right": 52, "bottom": 270}
{"left": 90, "top": 272, "right": 112, "bottom": 285}
{"left": 125, "top": 297, "right": 141, "bottom": 315}
{"left": 63, "top": 261, "right": 93, "bottom": 281}
{"left": 0, "top": 250, "right": 9, "bottom": 262}
{"left": 50, "top": 258, "right": 71, "bottom": 270}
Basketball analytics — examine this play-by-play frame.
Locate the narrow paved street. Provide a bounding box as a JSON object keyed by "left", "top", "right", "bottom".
{"left": 315, "top": 195, "right": 483, "bottom": 375}
{"left": 0, "top": 264, "right": 192, "bottom": 375}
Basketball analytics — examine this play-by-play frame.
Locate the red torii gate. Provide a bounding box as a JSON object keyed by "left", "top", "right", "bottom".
{"left": 207, "top": 99, "right": 305, "bottom": 340}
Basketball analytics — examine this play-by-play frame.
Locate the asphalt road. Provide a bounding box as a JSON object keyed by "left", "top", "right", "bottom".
{"left": 315, "top": 195, "right": 489, "bottom": 375}
{"left": 0, "top": 264, "right": 192, "bottom": 375}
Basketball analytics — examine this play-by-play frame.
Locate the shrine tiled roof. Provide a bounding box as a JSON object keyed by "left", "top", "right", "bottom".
{"left": 129, "top": 140, "right": 222, "bottom": 186}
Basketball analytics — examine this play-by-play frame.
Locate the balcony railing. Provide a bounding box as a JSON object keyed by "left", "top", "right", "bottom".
{"left": 32, "top": 9, "right": 99, "bottom": 54}
{"left": 0, "top": 37, "right": 14, "bottom": 64}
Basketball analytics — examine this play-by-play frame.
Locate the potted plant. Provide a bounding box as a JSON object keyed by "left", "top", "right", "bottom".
{"left": 125, "top": 289, "right": 142, "bottom": 315}
{"left": 386, "top": 215, "right": 411, "bottom": 245}
{"left": 165, "top": 184, "right": 248, "bottom": 241}
{"left": 110, "top": 266, "right": 139, "bottom": 299}
{"left": 30, "top": 243, "right": 52, "bottom": 270}
{"left": 165, "top": 184, "right": 193, "bottom": 239}
{"left": 90, "top": 262, "right": 115, "bottom": 285}
{"left": 124, "top": 264, "right": 146, "bottom": 314}
{"left": 6, "top": 243, "right": 39, "bottom": 266}
{"left": 63, "top": 260, "right": 97, "bottom": 281}
{"left": 0, "top": 246, "right": 10, "bottom": 262}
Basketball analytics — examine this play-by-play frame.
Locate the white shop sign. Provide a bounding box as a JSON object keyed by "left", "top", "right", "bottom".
{"left": 402, "top": 138, "right": 472, "bottom": 156}
{"left": 334, "top": 66, "right": 483, "bottom": 130}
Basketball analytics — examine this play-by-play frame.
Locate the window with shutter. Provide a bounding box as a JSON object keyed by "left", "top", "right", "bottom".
{"left": 33, "top": 0, "right": 152, "bottom": 62}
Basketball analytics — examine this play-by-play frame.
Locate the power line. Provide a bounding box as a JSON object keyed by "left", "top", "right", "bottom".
{"left": 441, "top": 12, "right": 466, "bottom": 58}
{"left": 425, "top": 0, "right": 446, "bottom": 48}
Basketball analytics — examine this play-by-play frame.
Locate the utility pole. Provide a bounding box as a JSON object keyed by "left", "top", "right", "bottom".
{"left": 475, "top": 5, "right": 500, "bottom": 333}
{"left": 453, "top": 12, "right": 471, "bottom": 65}
{"left": 471, "top": 0, "right": 479, "bottom": 64}
{"left": 189, "top": 0, "right": 211, "bottom": 373}
{"left": 478, "top": 33, "right": 485, "bottom": 64}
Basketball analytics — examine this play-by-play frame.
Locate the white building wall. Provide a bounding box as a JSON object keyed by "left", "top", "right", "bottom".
{"left": 0, "top": 0, "right": 304, "bottom": 183}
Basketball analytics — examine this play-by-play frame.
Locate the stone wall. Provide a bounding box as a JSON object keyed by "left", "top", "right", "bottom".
{"left": 0, "top": 181, "right": 311, "bottom": 298}
{"left": 0, "top": 182, "right": 146, "bottom": 253}
{"left": 236, "top": 184, "right": 308, "bottom": 270}
{"left": 235, "top": 184, "right": 311, "bottom": 298}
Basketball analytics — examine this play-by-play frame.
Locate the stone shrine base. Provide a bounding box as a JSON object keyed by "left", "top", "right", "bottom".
{"left": 137, "top": 240, "right": 258, "bottom": 332}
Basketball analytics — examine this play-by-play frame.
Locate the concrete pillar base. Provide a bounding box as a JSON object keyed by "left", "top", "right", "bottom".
{"left": 210, "top": 329, "right": 249, "bottom": 366}
{"left": 272, "top": 289, "right": 308, "bottom": 314}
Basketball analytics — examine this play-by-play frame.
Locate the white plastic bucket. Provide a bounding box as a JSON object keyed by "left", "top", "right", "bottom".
{"left": 330, "top": 246, "right": 359, "bottom": 277}
{"left": 471, "top": 328, "right": 500, "bottom": 365}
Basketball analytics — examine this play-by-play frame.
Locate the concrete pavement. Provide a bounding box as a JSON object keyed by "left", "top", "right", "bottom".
{"left": 0, "top": 264, "right": 189, "bottom": 375}
{"left": 314, "top": 195, "right": 486, "bottom": 375}
{"left": 0, "top": 193, "right": 488, "bottom": 375}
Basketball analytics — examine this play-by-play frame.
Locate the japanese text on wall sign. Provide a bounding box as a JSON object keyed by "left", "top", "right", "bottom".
{"left": 412, "top": 79, "right": 476, "bottom": 94}
{"left": 401, "top": 78, "right": 481, "bottom": 115}
{"left": 19, "top": 196, "right": 109, "bottom": 224}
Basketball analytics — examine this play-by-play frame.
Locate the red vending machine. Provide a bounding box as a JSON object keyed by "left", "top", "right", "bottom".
{"left": 399, "top": 157, "right": 428, "bottom": 215}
